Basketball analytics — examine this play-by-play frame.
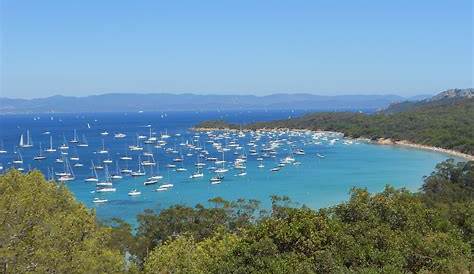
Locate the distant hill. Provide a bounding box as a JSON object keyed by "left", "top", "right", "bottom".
{"left": 429, "top": 88, "right": 474, "bottom": 101}
{"left": 383, "top": 88, "right": 473, "bottom": 113}
{"left": 0, "top": 93, "right": 412, "bottom": 114}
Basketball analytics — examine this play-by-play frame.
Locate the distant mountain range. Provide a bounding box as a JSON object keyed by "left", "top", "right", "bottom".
{"left": 383, "top": 88, "right": 474, "bottom": 113}
{"left": 0, "top": 93, "right": 430, "bottom": 114}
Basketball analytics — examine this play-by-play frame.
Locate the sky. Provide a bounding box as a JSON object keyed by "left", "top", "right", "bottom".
{"left": 0, "top": 0, "right": 472, "bottom": 99}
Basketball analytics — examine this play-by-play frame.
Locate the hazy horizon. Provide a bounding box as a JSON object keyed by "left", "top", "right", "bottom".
{"left": 0, "top": 90, "right": 441, "bottom": 100}
{"left": 1, "top": 1, "right": 472, "bottom": 98}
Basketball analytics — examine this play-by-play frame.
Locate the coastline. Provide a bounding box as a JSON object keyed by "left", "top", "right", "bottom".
{"left": 375, "top": 138, "right": 474, "bottom": 161}
{"left": 192, "top": 127, "right": 474, "bottom": 161}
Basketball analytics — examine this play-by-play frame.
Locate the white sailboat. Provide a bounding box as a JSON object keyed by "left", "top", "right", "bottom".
{"left": 12, "top": 148, "right": 24, "bottom": 164}
{"left": 161, "top": 130, "right": 171, "bottom": 139}
{"left": 114, "top": 132, "right": 127, "bottom": 138}
{"left": 155, "top": 183, "right": 173, "bottom": 191}
{"left": 93, "top": 197, "right": 108, "bottom": 203}
{"left": 145, "top": 162, "right": 163, "bottom": 184}
{"left": 45, "top": 136, "right": 57, "bottom": 152}
{"left": 294, "top": 149, "right": 305, "bottom": 155}
{"left": 98, "top": 139, "right": 108, "bottom": 154}
{"left": 59, "top": 135, "right": 69, "bottom": 150}
{"left": 19, "top": 130, "right": 33, "bottom": 148}
{"left": 131, "top": 156, "right": 146, "bottom": 176}
{"left": 77, "top": 134, "right": 89, "bottom": 147}
{"left": 120, "top": 161, "right": 132, "bottom": 174}
{"left": 103, "top": 154, "right": 113, "bottom": 164}
{"left": 189, "top": 168, "right": 204, "bottom": 179}
{"left": 120, "top": 155, "right": 133, "bottom": 160}
{"left": 110, "top": 162, "right": 123, "bottom": 179}
{"left": 57, "top": 158, "right": 75, "bottom": 181}
{"left": 96, "top": 166, "right": 116, "bottom": 192}
{"left": 190, "top": 156, "right": 204, "bottom": 178}
{"left": 33, "top": 142, "right": 47, "bottom": 160}
{"left": 55, "top": 157, "right": 64, "bottom": 163}
{"left": 120, "top": 148, "right": 133, "bottom": 160}
{"left": 257, "top": 159, "right": 265, "bottom": 168}
{"left": 69, "top": 129, "right": 79, "bottom": 143}
{"left": 70, "top": 148, "right": 80, "bottom": 161}
{"left": 210, "top": 175, "right": 223, "bottom": 184}
{"left": 85, "top": 161, "right": 99, "bottom": 182}
{"left": 141, "top": 153, "right": 156, "bottom": 166}
{"left": 214, "top": 151, "right": 228, "bottom": 174}
{"left": 144, "top": 128, "right": 157, "bottom": 144}
{"left": 236, "top": 170, "right": 247, "bottom": 176}
{"left": 175, "top": 154, "right": 187, "bottom": 172}
{"left": 96, "top": 187, "right": 116, "bottom": 192}
{"left": 128, "top": 189, "right": 141, "bottom": 196}
{"left": 0, "top": 140, "right": 7, "bottom": 154}
{"left": 129, "top": 135, "right": 143, "bottom": 151}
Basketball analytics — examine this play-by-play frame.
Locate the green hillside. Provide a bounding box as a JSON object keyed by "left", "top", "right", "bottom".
{"left": 197, "top": 98, "right": 474, "bottom": 155}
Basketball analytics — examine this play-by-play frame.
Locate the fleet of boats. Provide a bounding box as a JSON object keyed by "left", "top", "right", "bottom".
{"left": 0, "top": 127, "right": 349, "bottom": 204}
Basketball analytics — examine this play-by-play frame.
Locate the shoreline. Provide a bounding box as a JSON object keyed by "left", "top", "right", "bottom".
{"left": 192, "top": 127, "right": 474, "bottom": 161}
{"left": 375, "top": 138, "right": 474, "bottom": 161}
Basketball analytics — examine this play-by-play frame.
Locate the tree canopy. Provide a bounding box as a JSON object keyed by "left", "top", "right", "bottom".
{"left": 143, "top": 184, "right": 472, "bottom": 273}
{"left": 0, "top": 170, "right": 125, "bottom": 273}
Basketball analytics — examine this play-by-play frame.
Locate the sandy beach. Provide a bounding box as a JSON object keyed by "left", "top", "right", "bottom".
{"left": 376, "top": 138, "right": 474, "bottom": 161}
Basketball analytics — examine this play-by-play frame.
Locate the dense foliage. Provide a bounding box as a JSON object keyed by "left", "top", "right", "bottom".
{"left": 1, "top": 160, "right": 473, "bottom": 273}
{"left": 421, "top": 160, "right": 474, "bottom": 247}
{"left": 0, "top": 170, "right": 126, "bottom": 273}
{"left": 134, "top": 161, "right": 474, "bottom": 273}
{"left": 197, "top": 98, "right": 474, "bottom": 155}
{"left": 131, "top": 197, "right": 264, "bottom": 266}
{"left": 141, "top": 180, "right": 472, "bottom": 273}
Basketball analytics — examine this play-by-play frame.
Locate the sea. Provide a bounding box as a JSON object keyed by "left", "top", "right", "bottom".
{"left": 0, "top": 110, "right": 460, "bottom": 226}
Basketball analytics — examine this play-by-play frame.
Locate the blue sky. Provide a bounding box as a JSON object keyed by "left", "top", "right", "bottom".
{"left": 1, "top": 0, "right": 472, "bottom": 98}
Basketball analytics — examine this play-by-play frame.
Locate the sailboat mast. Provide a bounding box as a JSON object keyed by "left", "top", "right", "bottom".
{"left": 91, "top": 161, "right": 98, "bottom": 178}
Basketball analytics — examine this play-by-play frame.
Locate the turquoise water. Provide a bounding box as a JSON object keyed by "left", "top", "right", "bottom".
{"left": 0, "top": 111, "right": 459, "bottom": 225}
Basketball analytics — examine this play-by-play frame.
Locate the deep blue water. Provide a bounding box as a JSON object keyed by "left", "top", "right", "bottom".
{"left": 0, "top": 110, "right": 459, "bottom": 225}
